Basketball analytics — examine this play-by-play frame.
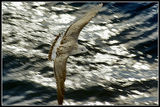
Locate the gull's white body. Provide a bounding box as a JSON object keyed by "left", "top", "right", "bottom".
{"left": 48, "top": 3, "right": 103, "bottom": 105}
{"left": 50, "top": 33, "right": 88, "bottom": 61}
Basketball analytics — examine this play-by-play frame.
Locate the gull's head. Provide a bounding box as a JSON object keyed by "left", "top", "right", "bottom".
{"left": 70, "top": 45, "right": 88, "bottom": 56}
{"left": 78, "top": 45, "right": 88, "bottom": 54}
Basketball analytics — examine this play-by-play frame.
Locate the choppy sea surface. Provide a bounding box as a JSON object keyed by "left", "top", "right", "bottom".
{"left": 2, "top": 2, "right": 158, "bottom": 106}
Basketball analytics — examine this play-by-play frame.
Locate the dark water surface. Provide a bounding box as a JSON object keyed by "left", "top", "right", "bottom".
{"left": 2, "top": 2, "right": 158, "bottom": 105}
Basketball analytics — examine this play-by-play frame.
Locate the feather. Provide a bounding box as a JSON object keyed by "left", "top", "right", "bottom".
{"left": 48, "top": 33, "right": 64, "bottom": 61}
{"left": 61, "top": 3, "right": 103, "bottom": 43}
{"left": 54, "top": 54, "right": 68, "bottom": 105}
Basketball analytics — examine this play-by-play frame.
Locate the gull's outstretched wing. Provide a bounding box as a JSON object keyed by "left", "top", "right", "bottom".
{"left": 61, "top": 3, "right": 103, "bottom": 44}
{"left": 54, "top": 54, "right": 68, "bottom": 105}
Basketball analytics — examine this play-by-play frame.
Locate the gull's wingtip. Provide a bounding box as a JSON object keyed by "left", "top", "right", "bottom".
{"left": 97, "top": 3, "right": 103, "bottom": 9}
{"left": 94, "top": 3, "right": 103, "bottom": 12}
{"left": 98, "top": 3, "right": 103, "bottom": 7}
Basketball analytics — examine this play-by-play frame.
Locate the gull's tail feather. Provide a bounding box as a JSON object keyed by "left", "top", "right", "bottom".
{"left": 48, "top": 33, "right": 64, "bottom": 61}
{"left": 48, "top": 34, "right": 61, "bottom": 61}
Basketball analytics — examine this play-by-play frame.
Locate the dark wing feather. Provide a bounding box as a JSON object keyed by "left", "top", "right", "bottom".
{"left": 62, "top": 3, "right": 103, "bottom": 43}
{"left": 54, "top": 54, "right": 68, "bottom": 105}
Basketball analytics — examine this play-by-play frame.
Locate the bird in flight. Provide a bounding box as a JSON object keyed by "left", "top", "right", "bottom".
{"left": 48, "top": 3, "right": 103, "bottom": 105}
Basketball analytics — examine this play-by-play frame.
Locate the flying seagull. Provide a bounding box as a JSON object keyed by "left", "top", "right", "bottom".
{"left": 48, "top": 3, "right": 103, "bottom": 105}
